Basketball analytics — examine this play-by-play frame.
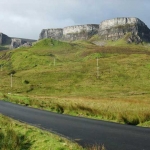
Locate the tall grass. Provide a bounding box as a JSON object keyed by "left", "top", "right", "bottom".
{"left": 86, "top": 144, "right": 106, "bottom": 150}
{"left": 2, "top": 94, "right": 150, "bottom": 126}
{"left": 0, "top": 114, "right": 84, "bottom": 150}
{"left": 0, "top": 115, "right": 31, "bottom": 150}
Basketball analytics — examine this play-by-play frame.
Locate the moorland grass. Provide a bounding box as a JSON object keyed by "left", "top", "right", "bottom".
{"left": 2, "top": 94, "right": 150, "bottom": 126}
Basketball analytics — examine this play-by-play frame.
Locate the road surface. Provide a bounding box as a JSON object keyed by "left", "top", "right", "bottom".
{"left": 0, "top": 100, "right": 150, "bottom": 150}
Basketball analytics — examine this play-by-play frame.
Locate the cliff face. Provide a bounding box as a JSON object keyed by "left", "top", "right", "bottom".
{"left": 39, "top": 29, "right": 63, "bottom": 40}
{"left": 63, "top": 24, "right": 99, "bottom": 41}
{"left": 39, "top": 24, "right": 99, "bottom": 41}
{"left": 0, "top": 32, "right": 36, "bottom": 49}
{"left": 0, "top": 33, "right": 11, "bottom": 45}
{"left": 39, "top": 18, "right": 150, "bottom": 43}
{"left": 10, "top": 38, "right": 36, "bottom": 49}
{"left": 98, "top": 17, "right": 150, "bottom": 43}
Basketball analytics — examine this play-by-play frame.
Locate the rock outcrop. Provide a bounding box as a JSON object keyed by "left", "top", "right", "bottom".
{"left": 0, "top": 32, "right": 36, "bottom": 49}
{"left": 39, "top": 29, "right": 63, "bottom": 40}
{"left": 10, "top": 38, "right": 36, "bottom": 49}
{"left": 39, "top": 24, "right": 99, "bottom": 41}
{"left": 39, "top": 18, "right": 150, "bottom": 43}
{"left": 63, "top": 24, "right": 99, "bottom": 41}
{"left": 98, "top": 17, "right": 150, "bottom": 43}
{"left": 0, "top": 33, "right": 11, "bottom": 45}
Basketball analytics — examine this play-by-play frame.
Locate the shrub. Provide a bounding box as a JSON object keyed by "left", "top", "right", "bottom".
{"left": 8, "top": 70, "right": 16, "bottom": 75}
{"left": 23, "top": 80, "right": 30, "bottom": 84}
{"left": 56, "top": 104, "right": 64, "bottom": 114}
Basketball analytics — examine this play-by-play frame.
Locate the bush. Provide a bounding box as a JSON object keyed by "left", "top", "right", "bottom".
{"left": 8, "top": 70, "right": 16, "bottom": 75}
{"left": 23, "top": 80, "right": 30, "bottom": 84}
{"left": 56, "top": 104, "right": 64, "bottom": 114}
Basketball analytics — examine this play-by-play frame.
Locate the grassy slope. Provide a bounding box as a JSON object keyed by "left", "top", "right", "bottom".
{"left": 0, "top": 114, "right": 83, "bottom": 150}
{"left": 0, "top": 38, "right": 150, "bottom": 127}
{"left": 0, "top": 45, "right": 10, "bottom": 51}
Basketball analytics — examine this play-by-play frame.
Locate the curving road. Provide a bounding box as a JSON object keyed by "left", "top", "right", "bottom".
{"left": 0, "top": 100, "right": 150, "bottom": 150}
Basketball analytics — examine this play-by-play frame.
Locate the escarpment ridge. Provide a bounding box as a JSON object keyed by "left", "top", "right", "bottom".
{"left": 39, "top": 24, "right": 99, "bottom": 41}
{"left": 98, "top": 17, "right": 150, "bottom": 43}
{"left": 40, "top": 17, "right": 150, "bottom": 44}
{"left": 0, "top": 32, "right": 36, "bottom": 49}
{"left": 1, "top": 17, "right": 150, "bottom": 50}
{"left": 0, "top": 33, "right": 11, "bottom": 45}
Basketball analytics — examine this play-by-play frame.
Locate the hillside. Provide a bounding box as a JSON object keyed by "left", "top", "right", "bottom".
{"left": 0, "top": 37, "right": 150, "bottom": 127}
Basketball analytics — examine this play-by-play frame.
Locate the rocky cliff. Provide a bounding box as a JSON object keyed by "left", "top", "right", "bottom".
{"left": 63, "top": 24, "right": 99, "bottom": 41}
{"left": 10, "top": 38, "right": 36, "bottom": 49}
{"left": 0, "top": 32, "right": 36, "bottom": 49}
{"left": 39, "top": 24, "right": 99, "bottom": 41}
{"left": 98, "top": 17, "right": 150, "bottom": 43}
{"left": 0, "top": 33, "right": 11, "bottom": 45}
{"left": 39, "top": 29, "right": 63, "bottom": 40}
{"left": 39, "top": 17, "right": 150, "bottom": 44}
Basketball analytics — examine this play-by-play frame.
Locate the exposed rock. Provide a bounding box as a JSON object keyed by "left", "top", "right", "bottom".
{"left": 0, "top": 32, "right": 36, "bottom": 49}
{"left": 98, "top": 17, "right": 150, "bottom": 43}
{"left": 63, "top": 24, "right": 99, "bottom": 41}
{"left": 10, "top": 39, "right": 24, "bottom": 49}
{"left": 21, "top": 42, "right": 32, "bottom": 47}
{"left": 93, "top": 41, "right": 106, "bottom": 46}
{"left": 0, "top": 33, "right": 11, "bottom": 45}
{"left": 39, "top": 29, "right": 63, "bottom": 40}
{"left": 39, "top": 18, "right": 150, "bottom": 44}
{"left": 10, "top": 38, "right": 36, "bottom": 49}
{"left": 127, "top": 34, "right": 143, "bottom": 44}
{"left": 39, "top": 24, "right": 99, "bottom": 41}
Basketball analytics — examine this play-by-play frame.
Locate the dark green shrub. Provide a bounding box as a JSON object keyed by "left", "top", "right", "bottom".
{"left": 56, "top": 104, "right": 64, "bottom": 114}
{"left": 23, "top": 80, "right": 30, "bottom": 84}
{"left": 8, "top": 70, "right": 16, "bottom": 75}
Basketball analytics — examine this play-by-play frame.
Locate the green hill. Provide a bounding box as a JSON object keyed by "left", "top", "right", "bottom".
{"left": 0, "top": 38, "right": 150, "bottom": 127}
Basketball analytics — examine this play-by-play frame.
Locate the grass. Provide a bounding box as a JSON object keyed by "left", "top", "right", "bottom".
{"left": 0, "top": 45, "right": 9, "bottom": 51}
{"left": 86, "top": 144, "right": 106, "bottom": 150}
{"left": 0, "top": 114, "right": 84, "bottom": 150}
{"left": 0, "top": 114, "right": 106, "bottom": 150}
{"left": 2, "top": 94, "right": 150, "bottom": 126}
{"left": 0, "top": 38, "right": 150, "bottom": 127}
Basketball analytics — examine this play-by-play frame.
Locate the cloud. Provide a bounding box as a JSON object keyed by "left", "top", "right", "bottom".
{"left": 0, "top": 0, "right": 150, "bottom": 39}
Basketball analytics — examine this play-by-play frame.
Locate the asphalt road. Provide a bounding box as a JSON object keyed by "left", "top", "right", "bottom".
{"left": 0, "top": 100, "right": 150, "bottom": 150}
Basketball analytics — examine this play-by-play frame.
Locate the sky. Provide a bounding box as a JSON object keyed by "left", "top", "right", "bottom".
{"left": 0, "top": 0, "right": 150, "bottom": 40}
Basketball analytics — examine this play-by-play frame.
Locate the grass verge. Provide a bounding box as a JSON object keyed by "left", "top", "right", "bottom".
{"left": 0, "top": 114, "right": 83, "bottom": 150}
